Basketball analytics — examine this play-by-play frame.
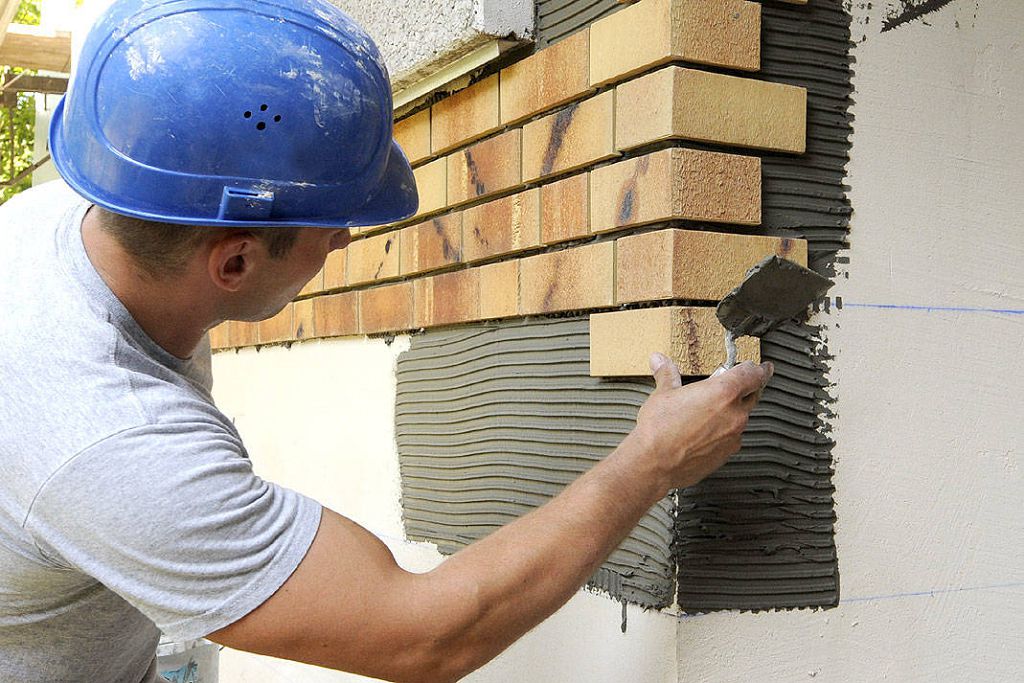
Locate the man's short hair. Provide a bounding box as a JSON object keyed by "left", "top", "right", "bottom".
{"left": 95, "top": 207, "right": 301, "bottom": 278}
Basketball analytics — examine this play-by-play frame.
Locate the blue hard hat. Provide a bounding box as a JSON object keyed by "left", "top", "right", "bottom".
{"left": 50, "top": 0, "right": 418, "bottom": 228}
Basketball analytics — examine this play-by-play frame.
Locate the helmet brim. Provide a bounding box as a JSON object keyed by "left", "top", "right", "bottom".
{"left": 351, "top": 139, "right": 419, "bottom": 228}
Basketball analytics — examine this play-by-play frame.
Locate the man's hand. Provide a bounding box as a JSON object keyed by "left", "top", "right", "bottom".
{"left": 628, "top": 353, "right": 774, "bottom": 495}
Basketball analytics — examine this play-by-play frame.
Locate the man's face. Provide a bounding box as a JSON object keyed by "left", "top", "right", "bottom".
{"left": 241, "top": 227, "right": 351, "bottom": 322}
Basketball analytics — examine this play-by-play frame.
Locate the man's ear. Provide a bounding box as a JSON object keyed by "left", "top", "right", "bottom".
{"left": 209, "top": 232, "right": 258, "bottom": 292}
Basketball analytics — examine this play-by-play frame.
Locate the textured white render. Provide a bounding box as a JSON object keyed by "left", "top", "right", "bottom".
{"left": 329, "top": 0, "right": 534, "bottom": 90}
{"left": 674, "top": 2, "right": 1024, "bottom": 681}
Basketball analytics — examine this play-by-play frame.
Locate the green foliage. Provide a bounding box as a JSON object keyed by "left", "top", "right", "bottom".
{"left": 2, "top": 0, "right": 44, "bottom": 204}
{"left": 15, "top": 0, "right": 41, "bottom": 25}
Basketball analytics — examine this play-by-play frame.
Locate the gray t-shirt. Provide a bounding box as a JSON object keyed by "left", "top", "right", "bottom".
{"left": 0, "top": 181, "right": 322, "bottom": 682}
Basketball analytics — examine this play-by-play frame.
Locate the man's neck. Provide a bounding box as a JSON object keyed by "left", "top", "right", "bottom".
{"left": 80, "top": 207, "right": 216, "bottom": 360}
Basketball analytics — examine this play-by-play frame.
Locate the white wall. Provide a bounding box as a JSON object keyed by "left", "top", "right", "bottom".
{"left": 673, "top": 2, "right": 1024, "bottom": 680}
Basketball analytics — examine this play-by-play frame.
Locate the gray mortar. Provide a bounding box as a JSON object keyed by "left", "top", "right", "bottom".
{"left": 535, "top": 0, "right": 620, "bottom": 49}
{"left": 397, "top": 318, "right": 675, "bottom": 608}
{"left": 394, "top": 0, "right": 852, "bottom": 614}
{"left": 673, "top": 0, "right": 852, "bottom": 612}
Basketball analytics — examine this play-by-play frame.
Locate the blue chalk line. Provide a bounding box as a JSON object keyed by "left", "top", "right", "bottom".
{"left": 838, "top": 581, "right": 1024, "bottom": 604}
{"left": 667, "top": 581, "right": 1024, "bottom": 620}
{"left": 842, "top": 303, "right": 1024, "bottom": 315}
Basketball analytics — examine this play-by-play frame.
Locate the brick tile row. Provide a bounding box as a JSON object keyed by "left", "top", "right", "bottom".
{"left": 293, "top": 147, "right": 762, "bottom": 296}
{"left": 393, "top": 0, "right": 766, "bottom": 167}
{"left": 386, "top": 64, "right": 799, "bottom": 230}
{"left": 212, "top": 228, "right": 806, "bottom": 351}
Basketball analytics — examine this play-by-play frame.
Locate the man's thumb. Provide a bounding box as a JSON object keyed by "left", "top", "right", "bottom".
{"left": 649, "top": 352, "right": 682, "bottom": 391}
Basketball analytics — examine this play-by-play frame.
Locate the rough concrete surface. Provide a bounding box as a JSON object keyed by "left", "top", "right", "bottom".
{"left": 330, "top": 0, "right": 533, "bottom": 90}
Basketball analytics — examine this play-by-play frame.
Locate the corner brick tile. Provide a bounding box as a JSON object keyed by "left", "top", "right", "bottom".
{"left": 616, "top": 67, "right": 807, "bottom": 154}
{"left": 590, "top": 148, "right": 761, "bottom": 232}
{"left": 590, "top": 0, "right": 761, "bottom": 87}
{"left": 616, "top": 229, "right": 807, "bottom": 303}
{"left": 590, "top": 307, "right": 760, "bottom": 377}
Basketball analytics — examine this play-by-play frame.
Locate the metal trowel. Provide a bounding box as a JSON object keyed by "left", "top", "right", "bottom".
{"left": 716, "top": 255, "right": 833, "bottom": 371}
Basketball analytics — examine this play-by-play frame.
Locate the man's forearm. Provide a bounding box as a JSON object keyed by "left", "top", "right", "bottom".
{"left": 419, "top": 431, "right": 668, "bottom": 678}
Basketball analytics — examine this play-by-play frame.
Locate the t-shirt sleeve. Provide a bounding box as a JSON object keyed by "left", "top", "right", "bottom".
{"left": 23, "top": 420, "right": 323, "bottom": 641}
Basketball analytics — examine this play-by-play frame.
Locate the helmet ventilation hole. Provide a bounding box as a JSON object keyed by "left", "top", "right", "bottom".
{"left": 245, "top": 106, "right": 280, "bottom": 131}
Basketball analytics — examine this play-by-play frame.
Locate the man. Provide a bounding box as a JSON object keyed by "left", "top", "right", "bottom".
{"left": 0, "top": 0, "right": 772, "bottom": 681}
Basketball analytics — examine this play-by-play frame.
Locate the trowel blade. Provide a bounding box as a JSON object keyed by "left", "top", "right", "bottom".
{"left": 716, "top": 256, "right": 833, "bottom": 338}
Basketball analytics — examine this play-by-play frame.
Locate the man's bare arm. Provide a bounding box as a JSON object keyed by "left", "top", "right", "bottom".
{"left": 209, "top": 357, "right": 772, "bottom": 683}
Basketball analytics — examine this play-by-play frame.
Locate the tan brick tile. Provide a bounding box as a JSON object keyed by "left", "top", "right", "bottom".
{"left": 500, "top": 29, "right": 594, "bottom": 126}
{"left": 616, "top": 67, "right": 807, "bottom": 154}
{"left": 298, "top": 268, "right": 324, "bottom": 297}
{"left": 590, "top": 307, "right": 759, "bottom": 377}
{"left": 345, "top": 232, "right": 401, "bottom": 287}
{"left": 359, "top": 282, "right": 414, "bottom": 334}
{"left": 414, "top": 269, "right": 481, "bottom": 328}
{"left": 323, "top": 249, "right": 347, "bottom": 290}
{"left": 395, "top": 108, "right": 431, "bottom": 166}
{"left": 479, "top": 260, "right": 520, "bottom": 320}
{"left": 228, "top": 321, "right": 259, "bottom": 348}
{"left": 520, "top": 242, "right": 615, "bottom": 315}
{"left": 522, "top": 91, "right": 617, "bottom": 182}
{"left": 413, "top": 157, "right": 447, "bottom": 217}
{"left": 208, "top": 323, "right": 231, "bottom": 351}
{"left": 431, "top": 75, "right": 501, "bottom": 155}
{"left": 257, "top": 305, "right": 294, "bottom": 344}
{"left": 400, "top": 213, "right": 463, "bottom": 277}
{"left": 314, "top": 292, "right": 360, "bottom": 338}
{"left": 590, "top": 148, "right": 761, "bottom": 232}
{"left": 447, "top": 130, "right": 523, "bottom": 207}
{"left": 462, "top": 189, "right": 541, "bottom": 263}
{"left": 615, "top": 229, "right": 807, "bottom": 303}
{"left": 590, "top": 0, "right": 761, "bottom": 87}
{"left": 540, "top": 173, "right": 590, "bottom": 245}
{"left": 293, "top": 299, "right": 316, "bottom": 341}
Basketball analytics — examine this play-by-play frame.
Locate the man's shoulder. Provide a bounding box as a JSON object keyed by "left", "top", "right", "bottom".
{"left": 0, "top": 180, "right": 82, "bottom": 219}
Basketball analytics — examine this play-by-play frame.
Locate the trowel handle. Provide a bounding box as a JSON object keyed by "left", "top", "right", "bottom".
{"left": 713, "top": 330, "right": 739, "bottom": 378}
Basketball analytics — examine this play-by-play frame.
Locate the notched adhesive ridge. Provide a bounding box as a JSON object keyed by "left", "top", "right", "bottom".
{"left": 397, "top": 318, "right": 675, "bottom": 608}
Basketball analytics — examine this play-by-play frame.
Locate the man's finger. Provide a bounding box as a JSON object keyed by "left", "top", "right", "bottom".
{"left": 649, "top": 352, "right": 683, "bottom": 391}
{"left": 720, "top": 361, "right": 773, "bottom": 400}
